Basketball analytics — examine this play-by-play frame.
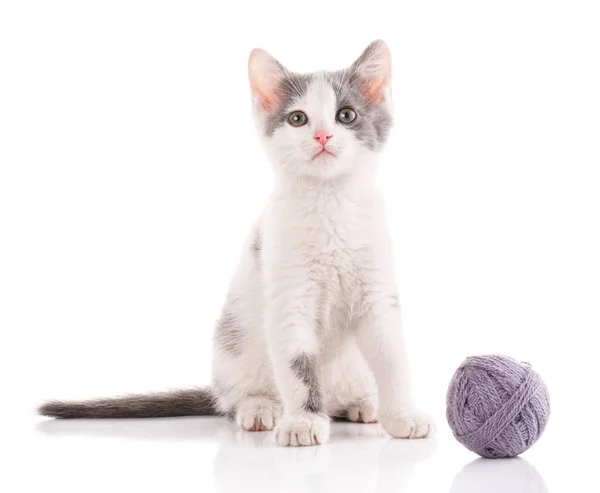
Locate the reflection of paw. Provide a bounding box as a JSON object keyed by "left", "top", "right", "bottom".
{"left": 274, "top": 442, "right": 331, "bottom": 473}
{"left": 335, "top": 421, "right": 388, "bottom": 442}
{"left": 235, "top": 396, "right": 282, "bottom": 431}
{"left": 233, "top": 427, "right": 275, "bottom": 447}
{"left": 347, "top": 397, "right": 378, "bottom": 424}
{"left": 380, "top": 410, "right": 435, "bottom": 439}
{"left": 274, "top": 414, "right": 330, "bottom": 446}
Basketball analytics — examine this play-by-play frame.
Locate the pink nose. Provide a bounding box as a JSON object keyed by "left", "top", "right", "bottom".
{"left": 314, "top": 132, "right": 332, "bottom": 146}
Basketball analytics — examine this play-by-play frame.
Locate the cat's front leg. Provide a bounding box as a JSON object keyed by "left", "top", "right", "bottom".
{"left": 264, "top": 282, "right": 330, "bottom": 447}
{"left": 355, "top": 296, "right": 434, "bottom": 439}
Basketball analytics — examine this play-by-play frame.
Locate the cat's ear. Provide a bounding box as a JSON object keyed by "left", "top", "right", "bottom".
{"left": 248, "top": 48, "right": 286, "bottom": 113}
{"left": 350, "top": 40, "right": 392, "bottom": 104}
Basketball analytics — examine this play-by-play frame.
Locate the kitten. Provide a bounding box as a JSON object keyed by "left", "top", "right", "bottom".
{"left": 39, "top": 40, "right": 434, "bottom": 446}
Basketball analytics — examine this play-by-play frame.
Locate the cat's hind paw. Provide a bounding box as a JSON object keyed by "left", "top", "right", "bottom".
{"left": 235, "top": 396, "right": 282, "bottom": 432}
{"left": 274, "top": 414, "right": 330, "bottom": 446}
{"left": 380, "top": 410, "right": 435, "bottom": 439}
{"left": 346, "top": 397, "right": 378, "bottom": 424}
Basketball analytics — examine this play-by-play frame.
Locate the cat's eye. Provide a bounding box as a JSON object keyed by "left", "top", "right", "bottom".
{"left": 288, "top": 111, "right": 308, "bottom": 127}
{"left": 337, "top": 108, "right": 357, "bottom": 124}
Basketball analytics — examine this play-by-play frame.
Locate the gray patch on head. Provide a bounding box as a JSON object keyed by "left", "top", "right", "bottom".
{"left": 214, "top": 299, "right": 244, "bottom": 355}
{"left": 290, "top": 353, "right": 323, "bottom": 414}
{"left": 265, "top": 72, "right": 313, "bottom": 136}
{"left": 263, "top": 53, "right": 392, "bottom": 150}
{"left": 328, "top": 70, "right": 393, "bottom": 151}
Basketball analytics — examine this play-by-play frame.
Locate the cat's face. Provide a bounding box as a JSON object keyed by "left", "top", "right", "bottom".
{"left": 249, "top": 41, "right": 393, "bottom": 181}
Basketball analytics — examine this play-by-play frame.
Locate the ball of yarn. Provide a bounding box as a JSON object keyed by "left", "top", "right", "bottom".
{"left": 446, "top": 354, "right": 550, "bottom": 459}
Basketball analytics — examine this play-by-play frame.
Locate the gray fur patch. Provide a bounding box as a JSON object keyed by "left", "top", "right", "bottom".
{"left": 263, "top": 66, "right": 392, "bottom": 151}
{"left": 290, "top": 353, "right": 323, "bottom": 414}
{"left": 214, "top": 300, "right": 244, "bottom": 354}
{"left": 38, "top": 388, "right": 216, "bottom": 419}
{"left": 265, "top": 72, "right": 313, "bottom": 136}
{"left": 328, "top": 70, "right": 393, "bottom": 151}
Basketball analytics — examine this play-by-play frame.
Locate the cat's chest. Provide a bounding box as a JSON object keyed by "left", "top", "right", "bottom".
{"left": 270, "top": 195, "right": 373, "bottom": 283}
{"left": 302, "top": 220, "right": 365, "bottom": 276}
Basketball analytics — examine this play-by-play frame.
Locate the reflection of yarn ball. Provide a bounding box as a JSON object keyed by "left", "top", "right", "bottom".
{"left": 450, "top": 458, "right": 548, "bottom": 493}
{"left": 446, "top": 355, "right": 550, "bottom": 458}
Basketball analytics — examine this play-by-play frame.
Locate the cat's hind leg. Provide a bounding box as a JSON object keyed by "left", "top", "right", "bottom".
{"left": 213, "top": 330, "right": 283, "bottom": 432}
{"left": 211, "top": 229, "right": 283, "bottom": 432}
{"left": 213, "top": 311, "right": 283, "bottom": 432}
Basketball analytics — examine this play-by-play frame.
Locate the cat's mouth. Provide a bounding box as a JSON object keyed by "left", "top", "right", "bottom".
{"left": 312, "top": 148, "right": 336, "bottom": 160}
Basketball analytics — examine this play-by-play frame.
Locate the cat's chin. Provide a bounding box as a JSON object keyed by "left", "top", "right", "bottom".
{"left": 310, "top": 152, "right": 337, "bottom": 165}
{"left": 311, "top": 148, "right": 337, "bottom": 161}
{"left": 293, "top": 161, "right": 353, "bottom": 181}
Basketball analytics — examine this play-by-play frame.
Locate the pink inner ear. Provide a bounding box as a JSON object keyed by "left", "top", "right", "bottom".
{"left": 256, "top": 88, "right": 280, "bottom": 113}
{"left": 249, "top": 49, "right": 284, "bottom": 114}
{"left": 363, "top": 76, "right": 388, "bottom": 104}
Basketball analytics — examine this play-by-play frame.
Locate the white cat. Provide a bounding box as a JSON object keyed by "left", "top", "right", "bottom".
{"left": 39, "top": 40, "right": 434, "bottom": 447}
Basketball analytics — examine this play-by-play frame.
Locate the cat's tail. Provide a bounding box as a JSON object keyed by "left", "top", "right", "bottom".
{"left": 37, "top": 387, "right": 218, "bottom": 419}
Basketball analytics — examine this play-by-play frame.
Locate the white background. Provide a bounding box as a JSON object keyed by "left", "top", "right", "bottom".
{"left": 1, "top": 1, "right": 599, "bottom": 492}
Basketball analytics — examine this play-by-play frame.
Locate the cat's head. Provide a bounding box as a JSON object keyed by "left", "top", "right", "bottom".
{"left": 249, "top": 40, "right": 393, "bottom": 182}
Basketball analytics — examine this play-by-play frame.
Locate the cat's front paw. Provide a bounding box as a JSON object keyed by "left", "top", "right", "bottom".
{"left": 274, "top": 414, "right": 330, "bottom": 446}
{"left": 380, "top": 410, "right": 435, "bottom": 439}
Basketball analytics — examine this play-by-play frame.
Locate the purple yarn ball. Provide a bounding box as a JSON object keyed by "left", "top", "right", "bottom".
{"left": 446, "top": 354, "right": 550, "bottom": 459}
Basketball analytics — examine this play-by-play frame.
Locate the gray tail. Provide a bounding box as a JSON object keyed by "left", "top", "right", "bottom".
{"left": 38, "top": 387, "right": 217, "bottom": 419}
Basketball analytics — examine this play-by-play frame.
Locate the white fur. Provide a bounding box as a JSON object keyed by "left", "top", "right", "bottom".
{"left": 213, "top": 42, "right": 433, "bottom": 446}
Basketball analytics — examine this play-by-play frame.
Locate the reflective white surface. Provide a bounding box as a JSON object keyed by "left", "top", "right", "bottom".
{"left": 15, "top": 416, "right": 559, "bottom": 493}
